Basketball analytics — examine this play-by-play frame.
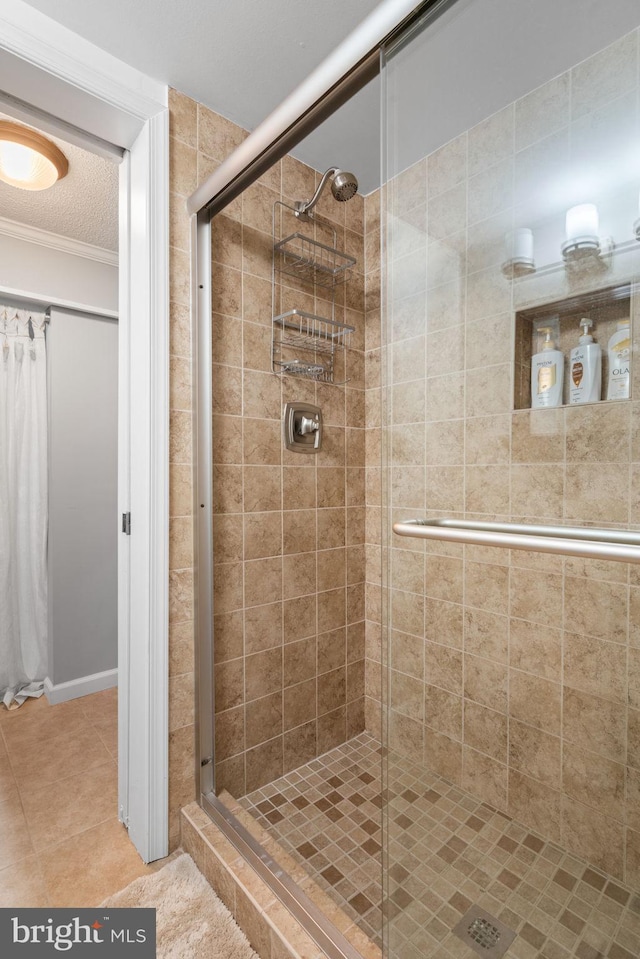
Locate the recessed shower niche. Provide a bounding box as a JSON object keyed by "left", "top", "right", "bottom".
{"left": 514, "top": 282, "right": 633, "bottom": 410}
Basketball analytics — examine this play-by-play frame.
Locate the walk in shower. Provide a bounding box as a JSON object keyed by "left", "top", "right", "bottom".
{"left": 197, "top": 2, "right": 640, "bottom": 957}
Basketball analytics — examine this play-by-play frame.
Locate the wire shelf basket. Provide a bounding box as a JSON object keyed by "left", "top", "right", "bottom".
{"left": 272, "top": 310, "right": 355, "bottom": 383}
{"left": 274, "top": 233, "right": 356, "bottom": 288}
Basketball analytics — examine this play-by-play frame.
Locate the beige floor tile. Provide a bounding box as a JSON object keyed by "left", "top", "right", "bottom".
{"left": 0, "top": 855, "right": 49, "bottom": 907}
{"left": 1, "top": 699, "right": 87, "bottom": 751}
{"left": 0, "top": 756, "right": 19, "bottom": 805}
{"left": 94, "top": 720, "right": 118, "bottom": 759}
{"left": 21, "top": 761, "right": 118, "bottom": 852}
{"left": 0, "top": 695, "right": 50, "bottom": 723}
{"left": 80, "top": 688, "right": 118, "bottom": 726}
{"left": 40, "top": 818, "right": 154, "bottom": 907}
{"left": 0, "top": 797, "right": 35, "bottom": 866}
{"left": 9, "top": 725, "right": 112, "bottom": 791}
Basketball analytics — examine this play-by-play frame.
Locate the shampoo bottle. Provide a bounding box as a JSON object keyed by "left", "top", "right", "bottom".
{"left": 531, "top": 327, "right": 564, "bottom": 409}
{"left": 606, "top": 319, "right": 631, "bottom": 401}
{"left": 569, "top": 318, "right": 601, "bottom": 405}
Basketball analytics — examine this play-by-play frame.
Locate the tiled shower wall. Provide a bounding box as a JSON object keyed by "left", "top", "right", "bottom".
{"left": 374, "top": 28, "right": 640, "bottom": 888}
{"left": 209, "top": 161, "right": 367, "bottom": 797}
{"left": 168, "top": 88, "right": 368, "bottom": 826}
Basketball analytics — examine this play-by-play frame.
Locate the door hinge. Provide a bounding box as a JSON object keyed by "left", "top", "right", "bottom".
{"left": 122, "top": 512, "right": 131, "bottom": 535}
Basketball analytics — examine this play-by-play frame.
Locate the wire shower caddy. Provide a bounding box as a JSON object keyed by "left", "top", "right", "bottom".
{"left": 271, "top": 200, "right": 355, "bottom": 384}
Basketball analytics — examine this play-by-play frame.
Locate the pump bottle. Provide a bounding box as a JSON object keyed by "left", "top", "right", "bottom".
{"left": 569, "top": 318, "right": 601, "bottom": 405}
{"left": 606, "top": 319, "right": 631, "bottom": 401}
{"left": 531, "top": 327, "right": 564, "bottom": 409}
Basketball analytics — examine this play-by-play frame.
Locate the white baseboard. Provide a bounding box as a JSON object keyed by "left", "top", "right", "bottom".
{"left": 44, "top": 668, "right": 118, "bottom": 705}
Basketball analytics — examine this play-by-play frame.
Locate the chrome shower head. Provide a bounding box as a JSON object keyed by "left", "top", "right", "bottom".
{"left": 331, "top": 170, "right": 358, "bottom": 202}
{"left": 295, "top": 167, "right": 359, "bottom": 219}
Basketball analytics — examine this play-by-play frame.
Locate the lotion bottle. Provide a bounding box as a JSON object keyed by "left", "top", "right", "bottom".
{"left": 531, "top": 327, "right": 564, "bottom": 409}
{"left": 606, "top": 319, "right": 631, "bottom": 400}
{"left": 569, "top": 318, "right": 601, "bottom": 405}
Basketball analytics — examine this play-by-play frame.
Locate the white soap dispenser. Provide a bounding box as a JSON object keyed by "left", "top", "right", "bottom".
{"left": 531, "top": 327, "right": 564, "bottom": 409}
{"left": 569, "top": 318, "right": 601, "bottom": 405}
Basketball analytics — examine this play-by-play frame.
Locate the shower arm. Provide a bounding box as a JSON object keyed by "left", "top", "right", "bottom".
{"left": 294, "top": 168, "right": 339, "bottom": 220}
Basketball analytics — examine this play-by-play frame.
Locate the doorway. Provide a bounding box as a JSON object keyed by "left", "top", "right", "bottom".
{"left": 0, "top": 1, "right": 169, "bottom": 866}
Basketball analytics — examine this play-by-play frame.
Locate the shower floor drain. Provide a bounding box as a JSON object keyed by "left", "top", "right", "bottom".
{"left": 452, "top": 907, "right": 516, "bottom": 959}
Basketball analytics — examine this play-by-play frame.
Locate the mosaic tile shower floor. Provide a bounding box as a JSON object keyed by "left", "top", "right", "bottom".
{"left": 236, "top": 732, "right": 640, "bottom": 959}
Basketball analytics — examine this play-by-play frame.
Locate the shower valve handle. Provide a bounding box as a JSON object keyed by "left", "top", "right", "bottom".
{"left": 298, "top": 415, "right": 319, "bottom": 435}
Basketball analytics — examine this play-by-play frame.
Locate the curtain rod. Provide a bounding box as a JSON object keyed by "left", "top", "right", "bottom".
{"left": 0, "top": 286, "right": 118, "bottom": 321}
{"left": 186, "top": 0, "right": 426, "bottom": 217}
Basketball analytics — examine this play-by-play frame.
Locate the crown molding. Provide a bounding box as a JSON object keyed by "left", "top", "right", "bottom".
{"left": 0, "top": 215, "right": 118, "bottom": 266}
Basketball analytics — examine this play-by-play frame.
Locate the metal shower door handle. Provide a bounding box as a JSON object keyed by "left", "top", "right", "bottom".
{"left": 392, "top": 518, "right": 640, "bottom": 565}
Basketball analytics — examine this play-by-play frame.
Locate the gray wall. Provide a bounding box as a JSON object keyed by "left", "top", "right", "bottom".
{"left": 47, "top": 308, "right": 118, "bottom": 684}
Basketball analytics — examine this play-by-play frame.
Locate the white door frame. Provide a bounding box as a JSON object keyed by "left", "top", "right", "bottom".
{"left": 0, "top": 0, "right": 170, "bottom": 862}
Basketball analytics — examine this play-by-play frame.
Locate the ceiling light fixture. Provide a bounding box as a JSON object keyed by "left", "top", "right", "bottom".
{"left": 0, "top": 121, "right": 68, "bottom": 191}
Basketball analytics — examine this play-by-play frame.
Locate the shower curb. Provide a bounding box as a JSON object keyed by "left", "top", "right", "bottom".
{"left": 181, "top": 801, "right": 381, "bottom": 959}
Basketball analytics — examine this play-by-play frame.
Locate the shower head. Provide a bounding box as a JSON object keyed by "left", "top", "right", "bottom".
{"left": 331, "top": 170, "right": 358, "bottom": 203}
{"left": 295, "top": 167, "right": 359, "bottom": 219}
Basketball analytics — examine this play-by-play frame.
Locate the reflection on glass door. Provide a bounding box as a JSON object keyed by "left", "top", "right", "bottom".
{"left": 381, "top": 2, "right": 640, "bottom": 956}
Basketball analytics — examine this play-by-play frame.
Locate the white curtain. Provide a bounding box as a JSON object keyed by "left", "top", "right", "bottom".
{"left": 0, "top": 306, "right": 48, "bottom": 708}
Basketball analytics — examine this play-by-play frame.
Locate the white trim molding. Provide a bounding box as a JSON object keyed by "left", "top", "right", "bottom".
{"left": 123, "top": 109, "right": 170, "bottom": 861}
{"left": 0, "top": 216, "right": 118, "bottom": 266}
{"left": 44, "top": 669, "right": 118, "bottom": 705}
{"left": 0, "top": 0, "right": 166, "bottom": 128}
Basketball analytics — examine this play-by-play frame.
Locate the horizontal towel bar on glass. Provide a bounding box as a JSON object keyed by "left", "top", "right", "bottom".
{"left": 392, "top": 518, "right": 640, "bottom": 564}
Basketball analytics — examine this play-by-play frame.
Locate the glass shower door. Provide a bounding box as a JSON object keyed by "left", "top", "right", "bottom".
{"left": 380, "top": 1, "right": 640, "bottom": 956}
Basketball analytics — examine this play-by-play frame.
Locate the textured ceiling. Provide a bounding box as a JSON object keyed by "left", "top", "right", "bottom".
{"left": 0, "top": 113, "right": 119, "bottom": 251}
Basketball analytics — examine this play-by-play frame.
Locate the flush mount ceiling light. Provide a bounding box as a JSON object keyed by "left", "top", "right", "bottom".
{"left": 0, "top": 121, "right": 68, "bottom": 191}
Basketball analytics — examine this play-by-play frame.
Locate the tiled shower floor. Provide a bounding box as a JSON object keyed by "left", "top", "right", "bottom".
{"left": 237, "top": 732, "right": 640, "bottom": 959}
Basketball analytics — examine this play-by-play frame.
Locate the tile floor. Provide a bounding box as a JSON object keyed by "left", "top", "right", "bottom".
{"left": 238, "top": 732, "right": 640, "bottom": 959}
{"left": 0, "top": 688, "right": 156, "bottom": 907}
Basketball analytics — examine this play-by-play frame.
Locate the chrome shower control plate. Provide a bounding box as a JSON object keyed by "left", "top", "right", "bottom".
{"left": 283, "top": 402, "right": 322, "bottom": 453}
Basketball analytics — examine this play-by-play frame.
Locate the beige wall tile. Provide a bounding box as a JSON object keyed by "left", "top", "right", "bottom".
{"left": 425, "top": 642, "right": 462, "bottom": 696}
{"left": 509, "top": 619, "right": 561, "bottom": 681}
{"left": 510, "top": 568, "right": 562, "bottom": 627}
{"left": 509, "top": 720, "right": 561, "bottom": 788}
{"left": 571, "top": 30, "right": 638, "bottom": 120}
{"left": 462, "top": 746, "right": 507, "bottom": 809}
{"left": 515, "top": 74, "right": 570, "bottom": 151}
{"left": 464, "top": 701, "right": 507, "bottom": 762}
{"left": 428, "top": 134, "right": 467, "bottom": 198}
{"left": 244, "top": 602, "right": 282, "bottom": 656}
{"left": 509, "top": 671, "right": 561, "bottom": 735}
{"left": 509, "top": 770, "right": 561, "bottom": 841}
{"left": 424, "top": 685, "right": 462, "bottom": 740}
{"left": 464, "top": 655, "right": 508, "bottom": 713}
{"left": 561, "top": 797, "right": 624, "bottom": 879}
{"left": 564, "top": 632, "right": 627, "bottom": 701}
{"left": 563, "top": 743, "right": 625, "bottom": 820}
{"left": 464, "top": 609, "right": 508, "bottom": 663}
